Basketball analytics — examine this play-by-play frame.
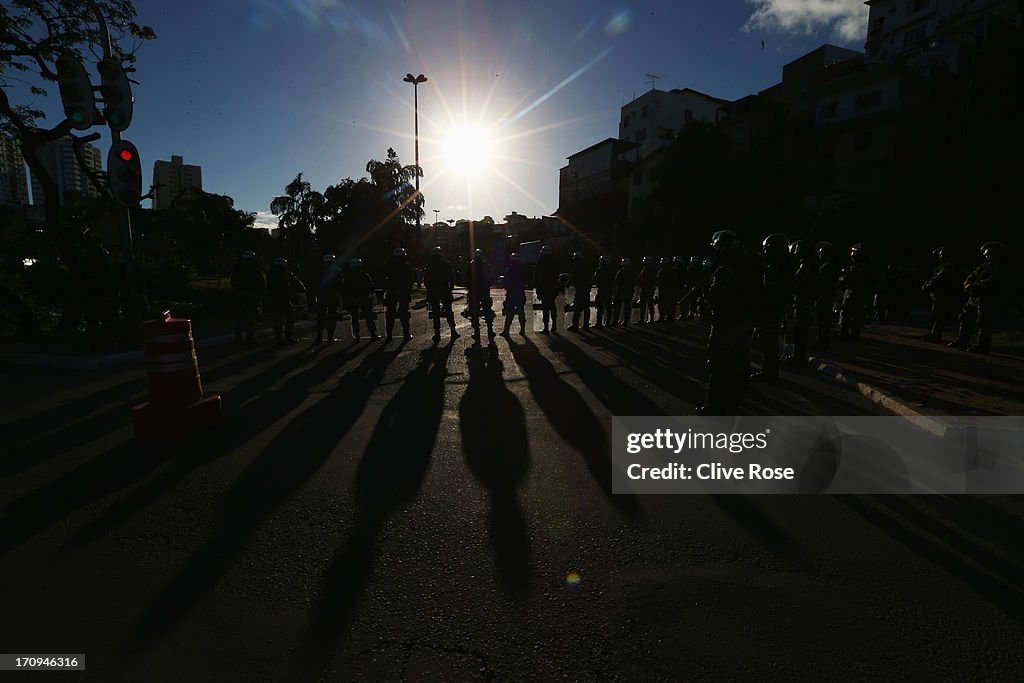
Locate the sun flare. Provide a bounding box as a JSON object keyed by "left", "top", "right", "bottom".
{"left": 440, "top": 123, "right": 495, "bottom": 178}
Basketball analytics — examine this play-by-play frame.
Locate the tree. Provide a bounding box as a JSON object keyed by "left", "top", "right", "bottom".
{"left": 1, "top": 0, "right": 155, "bottom": 331}
{"left": 270, "top": 173, "right": 325, "bottom": 260}
{"left": 364, "top": 147, "right": 422, "bottom": 241}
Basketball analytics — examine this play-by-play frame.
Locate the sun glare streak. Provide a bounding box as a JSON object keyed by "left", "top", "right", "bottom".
{"left": 510, "top": 46, "right": 614, "bottom": 123}
{"left": 488, "top": 166, "right": 554, "bottom": 215}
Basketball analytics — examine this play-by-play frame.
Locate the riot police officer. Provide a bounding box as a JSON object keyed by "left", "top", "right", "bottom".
{"left": 265, "top": 257, "right": 307, "bottom": 345}
{"left": 656, "top": 257, "right": 678, "bottom": 322}
{"left": 501, "top": 253, "right": 528, "bottom": 335}
{"left": 344, "top": 258, "right": 379, "bottom": 341}
{"left": 592, "top": 255, "right": 616, "bottom": 328}
{"left": 838, "top": 243, "right": 869, "bottom": 340}
{"left": 612, "top": 257, "right": 636, "bottom": 327}
{"left": 231, "top": 250, "right": 265, "bottom": 345}
{"left": 468, "top": 248, "right": 496, "bottom": 340}
{"left": 785, "top": 240, "right": 817, "bottom": 364}
{"left": 812, "top": 242, "right": 838, "bottom": 351}
{"left": 533, "top": 245, "right": 559, "bottom": 334}
{"left": 948, "top": 241, "right": 1007, "bottom": 354}
{"left": 752, "top": 234, "right": 792, "bottom": 381}
{"left": 383, "top": 247, "right": 415, "bottom": 341}
{"left": 698, "top": 230, "right": 756, "bottom": 414}
{"left": 314, "top": 253, "right": 343, "bottom": 344}
{"left": 566, "top": 251, "right": 593, "bottom": 332}
{"left": 920, "top": 247, "right": 959, "bottom": 343}
{"left": 636, "top": 256, "right": 658, "bottom": 324}
{"left": 424, "top": 246, "right": 460, "bottom": 342}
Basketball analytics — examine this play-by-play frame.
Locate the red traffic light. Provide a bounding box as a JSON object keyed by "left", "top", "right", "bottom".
{"left": 119, "top": 148, "right": 134, "bottom": 162}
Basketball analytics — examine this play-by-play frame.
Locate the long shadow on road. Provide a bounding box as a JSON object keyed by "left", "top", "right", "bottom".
{"left": 460, "top": 343, "right": 531, "bottom": 594}
{"left": 509, "top": 337, "right": 640, "bottom": 520}
{"left": 122, "top": 344, "right": 400, "bottom": 653}
{"left": 304, "top": 342, "right": 454, "bottom": 661}
{"left": 65, "top": 342, "right": 368, "bottom": 550}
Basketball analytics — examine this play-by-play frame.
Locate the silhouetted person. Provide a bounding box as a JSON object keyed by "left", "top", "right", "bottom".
{"left": 752, "top": 233, "right": 792, "bottom": 381}
{"left": 468, "top": 248, "right": 495, "bottom": 340}
{"left": 344, "top": 258, "right": 379, "bottom": 341}
{"left": 312, "top": 253, "right": 343, "bottom": 344}
{"left": 231, "top": 250, "right": 266, "bottom": 345}
{"left": 383, "top": 247, "right": 414, "bottom": 341}
{"left": 424, "top": 246, "right": 460, "bottom": 343}
{"left": 82, "top": 230, "right": 118, "bottom": 352}
{"left": 698, "top": 230, "right": 756, "bottom": 414}
{"left": 838, "top": 243, "right": 869, "bottom": 340}
{"left": 534, "top": 245, "right": 559, "bottom": 334}
{"left": 682, "top": 256, "right": 702, "bottom": 319}
{"left": 566, "top": 251, "right": 592, "bottom": 332}
{"left": 812, "top": 241, "right": 838, "bottom": 351}
{"left": 612, "top": 258, "right": 635, "bottom": 327}
{"left": 592, "top": 255, "right": 616, "bottom": 328}
{"left": 921, "top": 247, "right": 958, "bottom": 343}
{"left": 656, "top": 257, "right": 677, "bottom": 322}
{"left": 948, "top": 241, "right": 1007, "bottom": 354}
{"left": 785, "top": 240, "right": 816, "bottom": 364}
{"left": 635, "top": 256, "right": 657, "bottom": 324}
{"left": 265, "top": 257, "right": 306, "bottom": 346}
{"left": 501, "top": 253, "right": 528, "bottom": 336}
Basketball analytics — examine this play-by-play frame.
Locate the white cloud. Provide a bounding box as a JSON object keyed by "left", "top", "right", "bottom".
{"left": 253, "top": 211, "right": 278, "bottom": 232}
{"left": 743, "top": 0, "right": 868, "bottom": 44}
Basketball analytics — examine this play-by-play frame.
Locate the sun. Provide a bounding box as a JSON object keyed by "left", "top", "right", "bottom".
{"left": 440, "top": 123, "right": 494, "bottom": 178}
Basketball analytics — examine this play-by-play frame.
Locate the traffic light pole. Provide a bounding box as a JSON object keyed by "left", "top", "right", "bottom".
{"left": 87, "top": 0, "right": 141, "bottom": 344}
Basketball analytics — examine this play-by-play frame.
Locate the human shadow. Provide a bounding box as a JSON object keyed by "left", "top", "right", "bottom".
{"left": 122, "top": 345, "right": 400, "bottom": 652}
{"left": 840, "top": 495, "right": 1024, "bottom": 623}
{"left": 66, "top": 342, "right": 367, "bottom": 550}
{"left": 305, "top": 343, "right": 454, "bottom": 657}
{"left": 509, "top": 337, "right": 640, "bottom": 519}
{"left": 459, "top": 342, "right": 531, "bottom": 595}
{"left": 547, "top": 336, "right": 667, "bottom": 416}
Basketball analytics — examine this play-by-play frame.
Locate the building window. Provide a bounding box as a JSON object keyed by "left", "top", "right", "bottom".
{"left": 633, "top": 170, "right": 643, "bottom": 186}
{"left": 853, "top": 131, "right": 873, "bottom": 152}
{"left": 903, "top": 25, "right": 926, "bottom": 47}
{"left": 819, "top": 102, "right": 837, "bottom": 120}
{"left": 684, "top": 108, "right": 693, "bottom": 122}
{"left": 635, "top": 128, "right": 647, "bottom": 143}
{"left": 855, "top": 90, "right": 881, "bottom": 111}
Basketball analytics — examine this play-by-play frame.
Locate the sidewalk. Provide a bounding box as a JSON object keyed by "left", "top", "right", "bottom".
{"left": 805, "top": 322, "right": 1024, "bottom": 417}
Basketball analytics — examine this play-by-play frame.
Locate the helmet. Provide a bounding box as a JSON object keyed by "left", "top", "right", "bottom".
{"left": 573, "top": 251, "right": 584, "bottom": 260}
{"left": 660, "top": 257, "right": 671, "bottom": 264}
{"left": 393, "top": 247, "right": 407, "bottom": 257}
{"left": 273, "top": 257, "right": 287, "bottom": 266}
{"left": 673, "top": 256, "right": 685, "bottom": 263}
{"left": 621, "top": 257, "right": 632, "bottom": 266}
{"left": 350, "top": 258, "right": 363, "bottom": 268}
{"left": 474, "top": 248, "right": 485, "bottom": 258}
{"left": 431, "top": 246, "right": 443, "bottom": 255}
{"left": 710, "top": 230, "right": 742, "bottom": 263}
{"left": 932, "top": 246, "right": 946, "bottom": 261}
{"left": 510, "top": 253, "right": 521, "bottom": 261}
{"left": 981, "top": 241, "right": 1004, "bottom": 262}
{"left": 702, "top": 259, "right": 713, "bottom": 270}
{"left": 599, "top": 255, "right": 611, "bottom": 264}
{"left": 816, "top": 241, "right": 833, "bottom": 259}
{"left": 322, "top": 253, "right": 336, "bottom": 263}
{"left": 241, "top": 250, "right": 256, "bottom": 260}
{"left": 789, "top": 240, "right": 813, "bottom": 260}
{"left": 540, "top": 245, "right": 552, "bottom": 254}
{"left": 849, "top": 243, "right": 867, "bottom": 263}
{"left": 690, "top": 256, "right": 701, "bottom": 264}
{"left": 642, "top": 255, "right": 655, "bottom": 265}
{"left": 762, "top": 233, "right": 789, "bottom": 259}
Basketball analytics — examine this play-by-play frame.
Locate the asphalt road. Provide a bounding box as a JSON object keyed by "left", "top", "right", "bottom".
{"left": 1, "top": 301, "right": 1023, "bottom": 680}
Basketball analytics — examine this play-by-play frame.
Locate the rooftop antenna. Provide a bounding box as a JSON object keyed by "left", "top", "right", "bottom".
{"left": 646, "top": 73, "right": 663, "bottom": 91}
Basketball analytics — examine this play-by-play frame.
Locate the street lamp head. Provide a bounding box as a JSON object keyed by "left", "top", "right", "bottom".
{"left": 404, "top": 73, "right": 416, "bottom": 82}
{"left": 403, "top": 73, "right": 427, "bottom": 84}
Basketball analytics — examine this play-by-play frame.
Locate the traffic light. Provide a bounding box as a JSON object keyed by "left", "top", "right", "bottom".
{"left": 107, "top": 140, "right": 142, "bottom": 207}
{"left": 56, "top": 53, "right": 96, "bottom": 130}
{"left": 97, "top": 57, "right": 134, "bottom": 132}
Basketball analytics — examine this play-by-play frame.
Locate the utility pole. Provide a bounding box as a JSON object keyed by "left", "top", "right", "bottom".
{"left": 645, "top": 73, "right": 663, "bottom": 91}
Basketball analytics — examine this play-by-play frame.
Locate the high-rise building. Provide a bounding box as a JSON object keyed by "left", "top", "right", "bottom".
{"left": 28, "top": 135, "right": 104, "bottom": 206}
{"left": 0, "top": 135, "right": 30, "bottom": 207}
{"left": 152, "top": 155, "right": 203, "bottom": 209}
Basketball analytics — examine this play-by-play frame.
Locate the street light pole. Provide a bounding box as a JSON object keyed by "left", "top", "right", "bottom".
{"left": 403, "top": 73, "right": 427, "bottom": 233}
{"left": 433, "top": 208, "right": 440, "bottom": 246}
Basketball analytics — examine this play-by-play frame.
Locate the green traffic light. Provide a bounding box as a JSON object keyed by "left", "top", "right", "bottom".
{"left": 70, "top": 111, "right": 85, "bottom": 124}
{"left": 108, "top": 111, "right": 123, "bottom": 126}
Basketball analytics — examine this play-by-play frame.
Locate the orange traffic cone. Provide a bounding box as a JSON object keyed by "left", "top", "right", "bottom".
{"left": 132, "top": 311, "right": 222, "bottom": 439}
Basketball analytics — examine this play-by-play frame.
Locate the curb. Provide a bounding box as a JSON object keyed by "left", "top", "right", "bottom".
{"left": 807, "top": 354, "right": 949, "bottom": 438}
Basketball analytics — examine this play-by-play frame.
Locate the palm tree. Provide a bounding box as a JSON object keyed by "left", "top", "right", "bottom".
{"left": 365, "top": 147, "right": 423, "bottom": 228}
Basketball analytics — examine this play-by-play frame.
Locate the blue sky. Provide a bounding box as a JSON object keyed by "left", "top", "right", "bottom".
{"left": 17, "top": 1, "right": 870, "bottom": 229}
